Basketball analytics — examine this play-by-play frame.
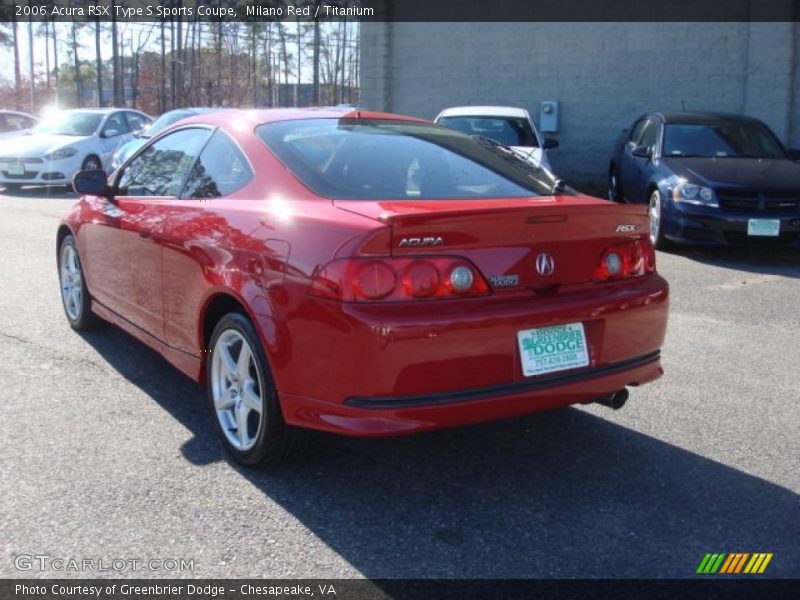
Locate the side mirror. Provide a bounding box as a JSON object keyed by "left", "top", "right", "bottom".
{"left": 787, "top": 148, "right": 800, "bottom": 161}
{"left": 632, "top": 144, "right": 652, "bottom": 159}
{"left": 73, "top": 169, "right": 109, "bottom": 196}
{"left": 102, "top": 128, "right": 121, "bottom": 138}
{"left": 543, "top": 138, "right": 559, "bottom": 150}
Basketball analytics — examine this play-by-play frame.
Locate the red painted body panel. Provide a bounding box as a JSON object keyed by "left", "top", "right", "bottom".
{"left": 59, "top": 109, "right": 669, "bottom": 437}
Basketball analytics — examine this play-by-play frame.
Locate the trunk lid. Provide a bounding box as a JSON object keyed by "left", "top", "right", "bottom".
{"left": 334, "top": 195, "right": 650, "bottom": 292}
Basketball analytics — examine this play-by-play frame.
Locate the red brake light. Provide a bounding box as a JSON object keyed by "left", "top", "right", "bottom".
{"left": 353, "top": 261, "right": 396, "bottom": 300}
{"left": 310, "top": 257, "right": 490, "bottom": 302}
{"left": 402, "top": 261, "right": 440, "bottom": 298}
{"left": 594, "top": 239, "right": 656, "bottom": 282}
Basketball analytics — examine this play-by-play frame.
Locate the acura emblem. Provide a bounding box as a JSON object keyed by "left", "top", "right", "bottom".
{"left": 535, "top": 253, "right": 555, "bottom": 276}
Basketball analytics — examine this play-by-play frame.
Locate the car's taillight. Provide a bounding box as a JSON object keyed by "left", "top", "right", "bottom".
{"left": 309, "top": 257, "right": 490, "bottom": 302}
{"left": 594, "top": 239, "right": 656, "bottom": 282}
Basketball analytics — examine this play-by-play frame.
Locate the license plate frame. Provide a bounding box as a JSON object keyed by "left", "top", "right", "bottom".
{"left": 747, "top": 219, "right": 780, "bottom": 237}
{"left": 517, "top": 322, "right": 590, "bottom": 378}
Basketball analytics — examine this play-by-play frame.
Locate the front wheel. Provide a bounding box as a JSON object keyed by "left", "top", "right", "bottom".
{"left": 648, "top": 189, "right": 667, "bottom": 249}
{"left": 207, "top": 312, "right": 304, "bottom": 466}
{"left": 58, "top": 234, "right": 99, "bottom": 330}
{"left": 81, "top": 155, "right": 102, "bottom": 172}
{"left": 608, "top": 168, "right": 621, "bottom": 202}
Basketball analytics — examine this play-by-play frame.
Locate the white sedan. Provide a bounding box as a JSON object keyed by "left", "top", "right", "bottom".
{"left": 435, "top": 106, "right": 557, "bottom": 170}
{"left": 0, "top": 108, "right": 150, "bottom": 190}
{"left": 0, "top": 110, "right": 39, "bottom": 140}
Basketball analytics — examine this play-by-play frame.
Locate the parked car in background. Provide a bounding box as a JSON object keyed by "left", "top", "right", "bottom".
{"left": 0, "top": 108, "right": 150, "bottom": 190}
{"left": 0, "top": 110, "right": 38, "bottom": 139}
{"left": 608, "top": 111, "right": 800, "bottom": 248}
{"left": 435, "top": 106, "right": 557, "bottom": 170}
{"left": 110, "top": 107, "right": 220, "bottom": 170}
{"left": 60, "top": 108, "right": 668, "bottom": 466}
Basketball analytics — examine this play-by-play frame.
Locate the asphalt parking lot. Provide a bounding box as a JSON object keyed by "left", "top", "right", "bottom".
{"left": 0, "top": 188, "right": 798, "bottom": 579}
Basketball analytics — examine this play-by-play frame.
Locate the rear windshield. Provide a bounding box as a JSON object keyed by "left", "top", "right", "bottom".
{"left": 438, "top": 115, "right": 538, "bottom": 147}
{"left": 256, "top": 118, "right": 558, "bottom": 200}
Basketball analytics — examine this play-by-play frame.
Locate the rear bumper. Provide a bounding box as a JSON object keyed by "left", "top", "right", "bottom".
{"left": 664, "top": 203, "right": 800, "bottom": 246}
{"left": 280, "top": 352, "right": 663, "bottom": 436}
{"left": 345, "top": 350, "right": 660, "bottom": 409}
{"left": 269, "top": 274, "right": 669, "bottom": 436}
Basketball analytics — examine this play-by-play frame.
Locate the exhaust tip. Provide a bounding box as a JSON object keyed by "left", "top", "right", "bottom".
{"left": 594, "top": 388, "right": 629, "bottom": 410}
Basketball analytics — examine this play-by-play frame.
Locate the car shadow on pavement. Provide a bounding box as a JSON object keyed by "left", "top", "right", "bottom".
{"left": 664, "top": 244, "right": 800, "bottom": 279}
{"left": 79, "top": 325, "right": 800, "bottom": 579}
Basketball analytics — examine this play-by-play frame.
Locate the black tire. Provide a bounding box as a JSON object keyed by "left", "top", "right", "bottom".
{"left": 81, "top": 155, "right": 103, "bottom": 172}
{"left": 58, "top": 234, "right": 100, "bottom": 330}
{"left": 206, "top": 312, "right": 305, "bottom": 466}
{"left": 608, "top": 167, "right": 621, "bottom": 202}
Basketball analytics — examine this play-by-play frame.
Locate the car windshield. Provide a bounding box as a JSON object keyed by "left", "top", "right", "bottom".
{"left": 33, "top": 112, "right": 103, "bottom": 136}
{"left": 257, "top": 118, "right": 560, "bottom": 200}
{"left": 662, "top": 122, "right": 786, "bottom": 159}
{"left": 437, "top": 115, "right": 538, "bottom": 147}
{"left": 145, "top": 110, "right": 195, "bottom": 138}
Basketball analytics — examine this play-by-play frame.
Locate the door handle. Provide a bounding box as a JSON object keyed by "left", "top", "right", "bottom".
{"left": 139, "top": 231, "right": 151, "bottom": 239}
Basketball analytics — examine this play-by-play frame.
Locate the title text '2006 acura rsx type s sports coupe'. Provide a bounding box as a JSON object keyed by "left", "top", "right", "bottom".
{"left": 58, "top": 109, "right": 669, "bottom": 466}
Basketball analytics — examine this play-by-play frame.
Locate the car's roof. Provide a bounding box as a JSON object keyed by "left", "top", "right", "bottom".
{"left": 437, "top": 106, "right": 528, "bottom": 119}
{"left": 165, "top": 107, "right": 221, "bottom": 115}
{"left": 0, "top": 109, "right": 37, "bottom": 118}
{"left": 179, "top": 107, "right": 428, "bottom": 128}
{"left": 652, "top": 111, "right": 764, "bottom": 125}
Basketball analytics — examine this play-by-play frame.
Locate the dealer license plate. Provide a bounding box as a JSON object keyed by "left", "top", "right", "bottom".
{"left": 517, "top": 322, "right": 590, "bottom": 377}
{"left": 747, "top": 219, "right": 780, "bottom": 237}
{"left": 7, "top": 164, "right": 24, "bottom": 175}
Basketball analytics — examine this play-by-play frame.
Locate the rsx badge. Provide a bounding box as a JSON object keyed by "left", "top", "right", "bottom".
{"left": 398, "top": 236, "right": 444, "bottom": 247}
{"left": 615, "top": 224, "right": 640, "bottom": 233}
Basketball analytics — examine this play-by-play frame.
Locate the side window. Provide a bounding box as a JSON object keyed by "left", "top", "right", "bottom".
{"left": 638, "top": 120, "right": 659, "bottom": 153}
{"left": 116, "top": 128, "right": 212, "bottom": 197}
{"left": 181, "top": 131, "right": 254, "bottom": 199}
{"left": 103, "top": 113, "right": 130, "bottom": 138}
{"left": 3, "top": 114, "right": 33, "bottom": 132}
{"left": 125, "top": 112, "right": 149, "bottom": 132}
{"left": 629, "top": 119, "right": 647, "bottom": 144}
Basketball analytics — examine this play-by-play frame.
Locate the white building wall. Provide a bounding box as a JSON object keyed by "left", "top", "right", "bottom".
{"left": 360, "top": 22, "right": 800, "bottom": 186}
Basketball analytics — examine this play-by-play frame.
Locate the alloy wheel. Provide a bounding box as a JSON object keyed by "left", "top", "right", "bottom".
{"left": 210, "top": 329, "right": 264, "bottom": 451}
{"left": 649, "top": 190, "right": 662, "bottom": 246}
{"left": 59, "top": 242, "right": 83, "bottom": 321}
{"left": 608, "top": 171, "right": 619, "bottom": 201}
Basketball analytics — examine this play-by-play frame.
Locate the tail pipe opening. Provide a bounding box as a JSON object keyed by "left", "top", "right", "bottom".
{"left": 593, "top": 388, "right": 629, "bottom": 410}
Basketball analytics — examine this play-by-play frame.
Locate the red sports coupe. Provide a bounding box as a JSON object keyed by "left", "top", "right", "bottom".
{"left": 58, "top": 109, "right": 669, "bottom": 465}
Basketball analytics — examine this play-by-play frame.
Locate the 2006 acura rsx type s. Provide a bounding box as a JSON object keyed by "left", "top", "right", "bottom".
{"left": 58, "top": 109, "right": 669, "bottom": 465}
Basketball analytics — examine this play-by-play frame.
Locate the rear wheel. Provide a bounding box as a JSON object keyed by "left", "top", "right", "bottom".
{"left": 207, "top": 312, "right": 304, "bottom": 466}
{"left": 58, "top": 234, "right": 99, "bottom": 330}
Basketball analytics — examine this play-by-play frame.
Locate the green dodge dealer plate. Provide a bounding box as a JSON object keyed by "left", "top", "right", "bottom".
{"left": 747, "top": 219, "right": 780, "bottom": 236}
{"left": 517, "top": 322, "right": 590, "bottom": 377}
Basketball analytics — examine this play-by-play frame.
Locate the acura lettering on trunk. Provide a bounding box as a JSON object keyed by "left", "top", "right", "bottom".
{"left": 58, "top": 109, "right": 669, "bottom": 466}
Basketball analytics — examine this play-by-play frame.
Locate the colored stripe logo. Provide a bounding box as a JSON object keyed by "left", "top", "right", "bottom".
{"left": 697, "top": 553, "right": 773, "bottom": 574}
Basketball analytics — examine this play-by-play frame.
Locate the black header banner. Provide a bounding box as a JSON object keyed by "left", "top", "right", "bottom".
{"left": 0, "top": 0, "right": 799, "bottom": 22}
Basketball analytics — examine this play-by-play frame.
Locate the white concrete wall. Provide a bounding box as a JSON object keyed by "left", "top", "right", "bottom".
{"left": 360, "top": 22, "right": 800, "bottom": 186}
